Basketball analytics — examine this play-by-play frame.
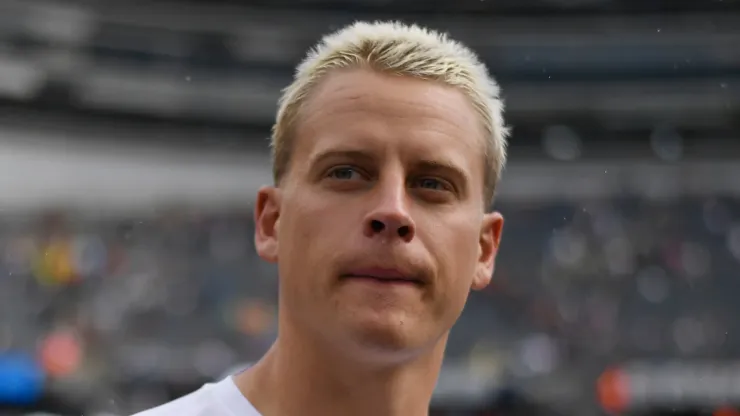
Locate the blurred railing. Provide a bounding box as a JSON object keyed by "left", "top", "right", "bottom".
{"left": 0, "top": 131, "right": 739, "bottom": 211}
{"left": 0, "top": 1, "right": 736, "bottom": 128}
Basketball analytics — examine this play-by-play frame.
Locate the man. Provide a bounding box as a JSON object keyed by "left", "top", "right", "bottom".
{"left": 134, "top": 20, "right": 507, "bottom": 416}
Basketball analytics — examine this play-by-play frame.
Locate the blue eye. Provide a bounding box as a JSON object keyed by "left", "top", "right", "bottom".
{"left": 328, "top": 167, "right": 360, "bottom": 180}
{"left": 416, "top": 177, "right": 446, "bottom": 190}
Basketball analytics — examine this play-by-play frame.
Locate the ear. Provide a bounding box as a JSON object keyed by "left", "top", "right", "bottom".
{"left": 254, "top": 186, "right": 281, "bottom": 263}
{"left": 471, "top": 211, "right": 504, "bottom": 291}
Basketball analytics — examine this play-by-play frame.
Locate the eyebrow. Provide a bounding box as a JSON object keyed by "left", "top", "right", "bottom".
{"left": 414, "top": 159, "right": 465, "bottom": 176}
{"left": 308, "top": 149, "right": 378, "bottom": 168}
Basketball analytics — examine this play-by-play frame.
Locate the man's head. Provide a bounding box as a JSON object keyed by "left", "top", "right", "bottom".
{"left": 254, "top": 21, "right": 507, "bottom": 362}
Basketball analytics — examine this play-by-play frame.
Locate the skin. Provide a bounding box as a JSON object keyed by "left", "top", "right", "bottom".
{"left": 235, "top": 68, "right": 504, "bottom": 416}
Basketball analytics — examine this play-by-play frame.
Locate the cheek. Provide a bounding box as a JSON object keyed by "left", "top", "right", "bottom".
{"left": 429, "top": 234, "right": 479, "bottom": 328}
{"left": 277, "top": 194, "right": 345, "bottom": 275}
{"left": 429, "top": 218, "right": 481, "bottom": 294}
{"left": 279, "top": 204, "right": 314, "bottom": 261}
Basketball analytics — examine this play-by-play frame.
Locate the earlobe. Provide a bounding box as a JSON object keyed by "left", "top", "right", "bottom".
{"left": 254, "top": 186, "right": 281, "bottom": 263}
{"left": 471, "top": 211, "right": 504, "bottom": 291}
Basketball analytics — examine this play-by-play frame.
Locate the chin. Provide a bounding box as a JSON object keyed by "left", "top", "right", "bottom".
{"left": 340, "top": 311, "right": 436, "bottom": 361}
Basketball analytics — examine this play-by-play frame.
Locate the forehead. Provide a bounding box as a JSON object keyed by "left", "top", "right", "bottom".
{"left": 295, "top": 69, "right": 485, "bottom": 169}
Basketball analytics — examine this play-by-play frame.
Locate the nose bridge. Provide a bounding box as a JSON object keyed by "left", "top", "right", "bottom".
{"left": 374, "top": 171, "right": 407, "bottom": 214}
{"left": 377, "top": 175, "right": 406, "bottom": 212}
{"left": 363, "top": 169, "right": 415, "bottom": 241}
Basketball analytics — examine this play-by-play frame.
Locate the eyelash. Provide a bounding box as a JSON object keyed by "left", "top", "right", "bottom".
{"left": 413, "top": 177, "right": 451, "bottom": 192}
{"left": 326, "top": 166, "right": 454, "bottom": 193}
{"left": 326, "top": 166, "right": 364, "bottom": 180}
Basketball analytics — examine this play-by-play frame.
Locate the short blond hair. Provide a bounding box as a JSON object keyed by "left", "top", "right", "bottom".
{"left": 271, "top": 21, "right": 508, "bottom": 205}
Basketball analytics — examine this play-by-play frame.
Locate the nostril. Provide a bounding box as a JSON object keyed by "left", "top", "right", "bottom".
{"left": 371, "top": 220, "right": 385, "bottom": 232}
{"left": 398, "top": 226, "right": 410, "bottom": 238}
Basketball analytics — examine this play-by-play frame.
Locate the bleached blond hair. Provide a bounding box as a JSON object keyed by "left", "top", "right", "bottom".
{"left": 271, "top": 21, "right": 508, "bottom": 205}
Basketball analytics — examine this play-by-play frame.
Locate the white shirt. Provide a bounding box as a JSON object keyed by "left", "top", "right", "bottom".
{"left": 132, "top": 375, "right": 261, "bottom": 416}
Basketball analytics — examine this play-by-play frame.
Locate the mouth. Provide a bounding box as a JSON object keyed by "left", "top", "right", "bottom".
{"left": 340, "top": 267, "right": 424, "bottom": 286}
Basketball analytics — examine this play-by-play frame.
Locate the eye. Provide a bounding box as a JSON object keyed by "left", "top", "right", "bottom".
{"left": 327, "top": 166, "right": 362, "bottom": 180}
{"left": 413, "top": 177, "right": 450, "bottom": 191}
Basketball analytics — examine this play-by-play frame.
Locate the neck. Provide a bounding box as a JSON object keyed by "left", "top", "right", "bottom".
{"left": 234, "top": 321, "right": 447, "bottom": 416}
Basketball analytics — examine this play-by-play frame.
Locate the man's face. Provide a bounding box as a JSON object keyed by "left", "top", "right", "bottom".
{"left": 255, "top": 69, "right": 503, "bottom": 360}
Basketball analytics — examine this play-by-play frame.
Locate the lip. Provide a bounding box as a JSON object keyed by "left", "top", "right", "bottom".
{"left": 341, "top": 267, "right": 423, "bottom": 285}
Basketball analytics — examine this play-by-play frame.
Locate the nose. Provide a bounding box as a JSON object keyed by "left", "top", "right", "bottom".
{"left": 363, "top": 180, "right": 416, "bottom": 242}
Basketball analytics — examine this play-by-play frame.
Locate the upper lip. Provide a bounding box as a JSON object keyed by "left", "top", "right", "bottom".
{"left": 341, "top": 267, "right": 424, "bottom": 284}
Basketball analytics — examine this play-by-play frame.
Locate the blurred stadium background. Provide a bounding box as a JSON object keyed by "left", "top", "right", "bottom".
{"left": 0, "top": 0, "right": 738, "bottom": 415}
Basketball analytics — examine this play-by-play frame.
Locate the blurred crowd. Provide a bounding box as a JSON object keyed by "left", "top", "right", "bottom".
{"left": 0, "top": 193, "right": 738, "bottom": 414}
{"left": 0, "top": 209, "right": 276, "bottom": 413}
{"left": 487, "top": 196, "right": 739, "bottom": 368}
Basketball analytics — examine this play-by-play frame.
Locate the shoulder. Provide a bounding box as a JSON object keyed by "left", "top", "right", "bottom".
{"left": 131, "top": 375, "right": 260, "bottom": 416}
{"left": 131, "top": 384, "right": 218, "bottom": 416}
